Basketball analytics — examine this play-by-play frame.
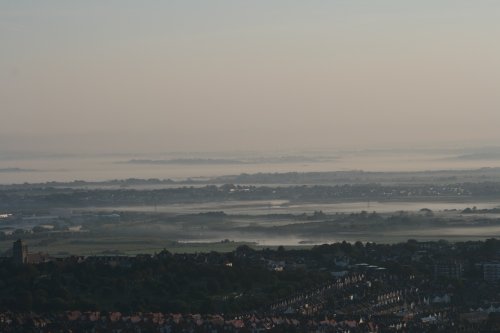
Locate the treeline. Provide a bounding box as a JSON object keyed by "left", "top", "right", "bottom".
{"left": 0, "top": 252, "right": 328, "bottom": 314}
{"left": 4, "top": 239, "right": 500, "bottom": 314}
{"left": 4, "top": 168, "right": 500, "bottom": 188}
{"left": 4, "top": 182, "right": 500, "bottom": 210}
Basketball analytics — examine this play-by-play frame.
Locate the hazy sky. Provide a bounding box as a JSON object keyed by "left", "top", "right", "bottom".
{"left": 1, "top": 1, "right": 500, "bottom": 153}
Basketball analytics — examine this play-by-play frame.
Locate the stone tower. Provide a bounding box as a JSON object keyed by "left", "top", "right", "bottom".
{"left": 13, "top": 239, "right": 28, "bottom": 264}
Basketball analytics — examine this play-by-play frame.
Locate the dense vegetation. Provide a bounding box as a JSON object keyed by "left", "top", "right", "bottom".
{"left": 4, "top": 238, "right": 500, "bottom": 315}
{"left": 0, "top": 250, "right": 329, "bottom": 314}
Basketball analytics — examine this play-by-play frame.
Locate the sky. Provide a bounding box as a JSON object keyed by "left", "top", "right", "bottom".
{"left": 1, "top": 1, "right": 500, "bottom": 154}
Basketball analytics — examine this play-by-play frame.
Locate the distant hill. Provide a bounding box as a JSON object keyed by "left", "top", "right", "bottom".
{"left": 0, "top": 167, "right": 37, "bottom": 173}
{"left": 121, "top": 155, "right": 335, "bottom": 166}
{"left": 450, "top": 152, "right": 500, "bottom": 161}
{"left": 122, "top": 158, "right": 246, "bottom": 165}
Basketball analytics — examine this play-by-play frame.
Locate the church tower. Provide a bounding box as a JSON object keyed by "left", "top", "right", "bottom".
{"left": 13, "top": 239, "right": 28, "bottom": 264}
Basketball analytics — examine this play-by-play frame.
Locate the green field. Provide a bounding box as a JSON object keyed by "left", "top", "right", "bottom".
{"left": 0, "top": 236, "right": 261, "bottom": 257}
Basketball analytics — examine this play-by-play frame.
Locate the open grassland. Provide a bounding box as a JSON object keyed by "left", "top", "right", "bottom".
{"left": 0, "top": 236, "right": 258, "bottom": 256}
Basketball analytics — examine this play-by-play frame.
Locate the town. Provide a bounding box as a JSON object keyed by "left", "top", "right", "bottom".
{"left": 2, "top": 238, "right": 500, "bottom": 331}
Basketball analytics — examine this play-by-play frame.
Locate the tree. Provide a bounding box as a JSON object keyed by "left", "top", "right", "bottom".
{"left": 33, "top": 226, "right": 48, "bottom": 233}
